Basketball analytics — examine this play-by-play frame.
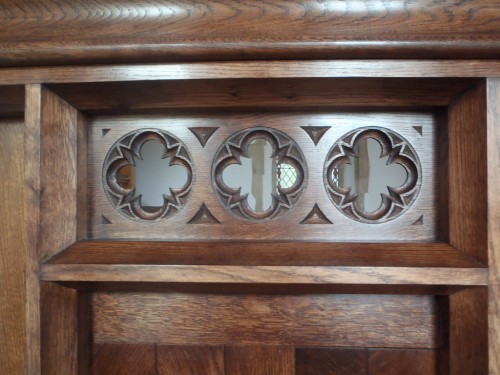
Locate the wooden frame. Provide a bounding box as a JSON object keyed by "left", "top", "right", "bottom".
{"left": 1, "top": 63, "right": 493, "bottom": 374}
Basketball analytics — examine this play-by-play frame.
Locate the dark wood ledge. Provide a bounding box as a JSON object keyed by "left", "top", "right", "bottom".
{"left": 2, "top": 0, "right": 500, "bottom": 66}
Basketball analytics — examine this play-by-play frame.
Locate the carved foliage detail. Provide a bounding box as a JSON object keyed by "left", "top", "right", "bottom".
{"left": 103, "top": 129, "right": 193, "bottom": 221}
{"left": 213, "top": 127, "right": 307, "bottom": 221}
{"left": 324, "top": 127, "right": 421, "bottom": 223}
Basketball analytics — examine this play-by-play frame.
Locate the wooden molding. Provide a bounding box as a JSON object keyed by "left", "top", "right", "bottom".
{"left": 1, "top": 1, "right": 500, "bottom": 66}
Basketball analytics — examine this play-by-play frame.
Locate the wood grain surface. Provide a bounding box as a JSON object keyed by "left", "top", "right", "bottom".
{"left": 448, "top": 82, "right": 488, "bottom": 265}
{"left": 24, "top": 84, "right": 43, "bottom": 375}
{"left": 487, "top": 78, "right": 500, "bottom": 375}
{"left": 92, "top": 293, "right": 438, "bottom": 349}
{"left": 225, "top": 346, "right": 294, "bottom": 375}
{"left": 157, "top": 345, "right": 224, "bottom": 375}
{"left": 1, "top": 0, "right": 500, "bottom": 65}
{"left": 41, "top": 263, "right": 488, "bottom": 287}
{"left": 39, "top": 86, "right": 80, "bottom": 260}
{"left": 0, "top": 118, "right": 25, "bottom": 375}
{"left": 47, "top": 78, "right": 479, "bottom": 113}
{"left": 92, "top": 344, "right": 156, "bottom": 375}
{"left": 448, "top": 288, "right": 488, "bottom": 375}
{"left": 49, "top": 241, "right": 479, "bottom": 268}
{"left": 2, "top": 61, "right": 500, "bottom": 86}
{"left": 296, "top": 348, "right": 367, "bottom": 375}
{"left": 368, "top": 349, "right": 437, "bottom": 375}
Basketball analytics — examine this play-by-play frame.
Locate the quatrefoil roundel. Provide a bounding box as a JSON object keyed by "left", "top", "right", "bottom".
{"left": 103, "top": 129, "right": 194, "bottom": 221}
{"left": 212, "top": 127, "right": 307, "bottom": 221}
{"left": 324, "top": 127, "right": 421, "bottom": 223}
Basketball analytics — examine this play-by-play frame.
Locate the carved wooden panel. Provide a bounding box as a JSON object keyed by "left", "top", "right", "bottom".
{"left": 88, "top": 112, "right": 437, "bottom": 241}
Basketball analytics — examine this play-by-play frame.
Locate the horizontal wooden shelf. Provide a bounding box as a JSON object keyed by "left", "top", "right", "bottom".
{"left": 41, "top": 264, "right": 487, "bottom": 286}
{"left": 40, "top": 241, "right": 488, "bottom": 288}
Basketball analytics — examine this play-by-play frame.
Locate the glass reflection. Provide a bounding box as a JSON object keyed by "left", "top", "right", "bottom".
{"left": 116, "top": 140, "right": 188, "bottom": 211}
{"left": 222, "top": 138, "right": 298, "bottom": 212}
{"left": 338, "top": 137, "right": 407, "bottom": 212}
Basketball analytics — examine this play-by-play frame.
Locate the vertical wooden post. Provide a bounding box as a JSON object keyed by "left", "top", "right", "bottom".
{"left": 25, "top": 84, "right": 89, "bottom": 374}
{"left": 487, "top": 78, "right": 500, "bottom": 375}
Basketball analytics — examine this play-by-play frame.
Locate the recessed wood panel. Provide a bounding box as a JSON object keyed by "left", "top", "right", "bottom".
{"left": 157, "top": 345, "right": 224, "bottom": 375}
{"left": 47, "top": 78, "right": 478, "bottom": 113}
{"left": 92, "top": 293, "right": 438, "bottom": 348}
{"left": 369, "top": 349, "right": 437, "bottom": 375}
{"left": 0, "top": 119, "right": 25, "bottom": 375}
{"left": 448, "top": 82, "right": 488, "bottom": 265}
{"left": 296, "top": 348, "right": 367, "bottom": 375}
{"left": 225, "top": 346, "right": 294, "bottom": 375}
{"left": 92, "top": 344, "right": 156, "bottom": 375}
{"left": 88, "top": 112, "right": 437, "bottom": 241}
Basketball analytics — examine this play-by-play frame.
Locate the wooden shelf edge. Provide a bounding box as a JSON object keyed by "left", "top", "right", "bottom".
{"left": 39, "top": 264, "right": 488, "bottom": 286}
{"left": 2, "top": 60, "right": 500, "bottom": 85}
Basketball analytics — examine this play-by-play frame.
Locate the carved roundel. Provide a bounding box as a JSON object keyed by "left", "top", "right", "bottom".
{"left": 103, "top": 129, "right": 193, "bottom": 221}
{"left": 324, "top": 127, "right": 421, "bottom": 223}
{"left": 212, "top": 127, "right": 307, "bottom": 221}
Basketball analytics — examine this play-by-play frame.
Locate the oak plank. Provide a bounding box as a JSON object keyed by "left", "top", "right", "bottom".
{"left": 369, "top": 349, "right": 437, "bottom": 375}
{"left": 39, "top": 86, "right": 80, "bottom": 260}
{"left": 225, "top": 346, "right": 294, "bottom": 375}
{"left": 47, "top": 78, "right": 478, "bottom": 113}
{"left": 448, "top": 81, "right": 488, "bottom": 265}
{"left": 0, "top": 118, "right": 25, "bottom": 375}
{"left": 49, "top": 241, "right": 479, "bottom": 268}
{"left": 296, "top": 348, "right": 367, "bottom": 375}
{"left": 448, "top": 288, "right": 488, "bottom": 375}
{"left": 157, "top": 345, "right": 224, "bottom": 375}
{"left": 25, "top": 84, "right": 43, "bottom": 375}
{"left": 40, "top": 282, "right": 83, "bottom": 375}
{"left": 487, "top": 78, "right": 500, "bottom": 375}
{"left": 1, "top": 61, "right": 500, "bottom": 85}
{"left": 91, "top": 343, "right": 156, "bottom": 375}
{"left": 92, "top": 293, "right": 438, "bottom": 349}
{"left": 40, "top": 264, "right": 488, "bottom": 286}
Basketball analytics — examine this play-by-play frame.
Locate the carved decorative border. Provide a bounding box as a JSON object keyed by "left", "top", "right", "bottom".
{"left": 213, "top": 127, "right": 306, "bottom": 221}
{"left": 103, "top": 129, "right": 193, "bottom": 221}
{"left": 324, "top": 127, "right": 421, "bottom": 223}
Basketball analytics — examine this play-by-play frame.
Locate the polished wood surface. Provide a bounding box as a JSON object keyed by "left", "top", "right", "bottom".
{"left": 448, "top": 82, "right": 488, "bottom": 265}
{"left": 368, "top": 349, "right": 437, "bottom": 375}
{"left": 3, "top": 61, "right": 500, "bottom": 86}
{"left": 24, "top": 85, "right": 88, "bottom": 374}
{"left": 225, "top": 346, "right": 294, "bottom": 375}
{"left": 487, "top": 78, "right": 500, "bottom": 375}
{"left": 296, "top": 348, "right": 367, "bottom": 375}
{"left": 47, "top": 78, "right": 479, "bottom": 113}
{"left": 1, "top": 0, "right": 500, "bottom": 66}
{"left": 0, "top": 118, "right": 25, "bottom": 375}
{"left": 24, "top": 84, "right": 43, "bottom": 375}
{"left": 1, "top": 5, "right": 497, "bottom": 371}
{"left": 92, "top": 344, "right": 156, "bottom": 375}
{"left": 157, "top": 345, "right": 224, "bottom": 375}
{"left": 49, "top": 241, "right": 479, "bottom": 267}
{"left": 448, "top": 288, "right": 488, "bottom": 375}
{"left": 92, "top": 293, "right": 438, "bottom": 348}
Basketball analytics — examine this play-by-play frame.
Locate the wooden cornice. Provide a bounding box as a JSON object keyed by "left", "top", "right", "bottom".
{"left": 1, "top": 0, "right": 500, "bottom": 66}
